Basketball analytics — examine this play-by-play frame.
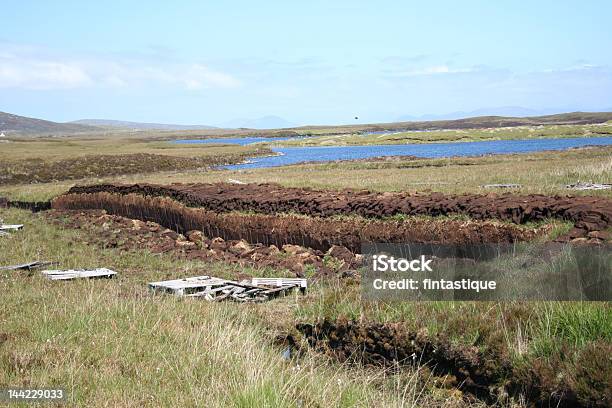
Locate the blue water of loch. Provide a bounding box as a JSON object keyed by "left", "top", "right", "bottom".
{"left": 174, "top": 136, "right": 612, "bottom": 170}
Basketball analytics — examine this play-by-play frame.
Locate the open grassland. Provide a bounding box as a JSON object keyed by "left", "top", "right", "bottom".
{"left": 1, "top": 208, "right": 492, "bottom": 407}
{"left": 2, "top": 146, "right": 609, "bottom": 202}
{"left": 1, "top": 129, "right": 611, "bottom": 406}
{"left": 0, "top": 137, "right": 271, "bottom": 186}
{"left": 272, "top": 123, "right": 612, "bottom": 147}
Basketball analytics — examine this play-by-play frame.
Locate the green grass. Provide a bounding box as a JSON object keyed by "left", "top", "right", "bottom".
{"left": 1, "top": 208, "right": 478, "bottom": 407}
{"left": 294, "top": 279, "right": 611, "bottom": 361}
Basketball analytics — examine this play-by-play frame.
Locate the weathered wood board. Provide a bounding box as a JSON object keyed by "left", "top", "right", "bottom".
{"left": 482, "top": 184, "right": 522, "bottom": 189}
{"left": 0, "top": 261, "right": 54, "bottom": 271}
{"left": 0, "top": 224, "right": 24, "bottom": 231}
{"left": 42, "top": 268, "right": 117, "bottom": 280}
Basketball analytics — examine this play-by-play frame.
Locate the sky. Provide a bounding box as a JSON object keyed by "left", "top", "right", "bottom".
{"left": 1, "top": 0, "right": 612, "bottom": 126}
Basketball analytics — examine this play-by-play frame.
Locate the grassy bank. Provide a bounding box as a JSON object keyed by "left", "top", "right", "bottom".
{"left": 272, "top": 123, "right": 612, "bottom": 147}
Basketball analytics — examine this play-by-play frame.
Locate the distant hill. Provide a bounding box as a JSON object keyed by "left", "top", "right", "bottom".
{"left": 0, "top": 111, "right": 99, "bottom": 135}
{"left": 3, "top": 110, "right": 612, "bottom": 137}
{"left": 295, "top": 111, "right": 612, "bottom": 134}
{"left": 71, "top": 119, "right": 217, "bottom": 131}
{"left": 397, "top": 107, "right": 562, "bottom": 122}
{"left": 221, "top": 115, "right": 295, "bottom": 129}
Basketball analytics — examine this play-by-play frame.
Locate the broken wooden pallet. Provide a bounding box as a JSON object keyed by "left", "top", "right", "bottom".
{"left": 41, "top": 268, "right": 117, "bottom": 280}
{"left": 149, "top": 275, "right": 307, "bottom": 302}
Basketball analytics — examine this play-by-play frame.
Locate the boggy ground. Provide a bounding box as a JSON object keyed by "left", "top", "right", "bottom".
{"left": 0, "top": 151, "right": 272, "bottom": 186}
{"left": 65, "top": 182, "right": 611, "bottom": 243}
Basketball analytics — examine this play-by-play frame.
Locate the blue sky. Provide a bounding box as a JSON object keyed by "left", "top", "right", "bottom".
{"left": 1, "top": 1, "right": 611, "bottom": 126}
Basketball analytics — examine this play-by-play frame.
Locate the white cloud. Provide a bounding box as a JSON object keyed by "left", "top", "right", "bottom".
{"left": 180, "top": 64, "right": 241, "bottom": 89}
{"left": 0, "top": 44, "right": 241, "bottom": 91}
{"left": 391, "top": 65, "right": 475, "bottom": 77}
{"left": 0, "top": 55, "right": 93, "bottom": 90}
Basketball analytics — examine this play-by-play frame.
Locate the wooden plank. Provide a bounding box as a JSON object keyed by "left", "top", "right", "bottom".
{"left": 42, "top": 268, "right": 117, "bottom": 280}
{"left": 251, "top": 278, "right": 307, "bottom": 289}
{"left": 0, "top": 261, "right": 55, "bottom": 271}
{"left": 187, "top": 285, "right": 241, "bottom": 297}
{"left": 482, "top": 184, "right": 522, "bottom": 189}
{"left": 565, "top": 182, "right": 612, "bottom": 190}
{"left": 0, "top": 224, "right": 24, "bottom": 231}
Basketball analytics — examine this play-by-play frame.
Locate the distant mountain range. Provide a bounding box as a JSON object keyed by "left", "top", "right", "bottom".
{"left": 397, "top": 107, "right": 570, "bottom": 122}
{"left": 219, "top": 115, "right": 295, "bottom": 129}
{"left": 70, "top": 119, "right": 217, "bottom": 131}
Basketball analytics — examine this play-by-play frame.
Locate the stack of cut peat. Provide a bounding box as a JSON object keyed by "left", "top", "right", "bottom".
{"left": 64, "top": 183, "right": 612, "bottom": 243}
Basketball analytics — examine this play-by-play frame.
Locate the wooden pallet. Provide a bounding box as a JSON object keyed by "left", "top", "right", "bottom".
{"left": 42, "top": 268, "right": 118, "bottom": 280}
{"left": 149, "top": 275, "right": 307, "bottom": 302}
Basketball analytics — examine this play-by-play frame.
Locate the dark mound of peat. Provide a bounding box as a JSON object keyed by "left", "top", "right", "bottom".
{"left": 51, "top": 192, "right": 544, "bottom": 253}
{"left": 66, "top": 183, "right": 611, "bottom": 242}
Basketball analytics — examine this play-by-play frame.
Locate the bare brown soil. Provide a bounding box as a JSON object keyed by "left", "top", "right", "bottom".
{"left": 45, "top": 209, "right": 360, "bottom": 278}
{"left": 294, "top": 319, "right": 610, "bottom": 408}
{"left": 66, "top": 183, "right": 611, "bottom": 243}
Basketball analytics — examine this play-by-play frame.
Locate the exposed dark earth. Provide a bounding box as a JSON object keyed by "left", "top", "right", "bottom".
{"left": 65, "top": 182, "right": 611, "bottom": 243}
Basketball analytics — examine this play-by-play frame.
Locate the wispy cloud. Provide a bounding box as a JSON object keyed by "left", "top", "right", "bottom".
{"left": 0, "top": 52, "right": 93, "bottom": 90}
{"left": 0, "top": 44, "right": 241, "bottom": 90}
{"left": 387, "top": 64, "right": 477, "bottom": 77}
